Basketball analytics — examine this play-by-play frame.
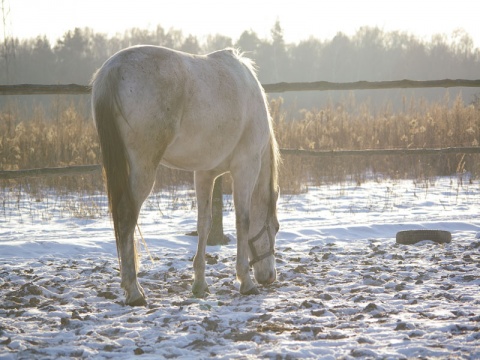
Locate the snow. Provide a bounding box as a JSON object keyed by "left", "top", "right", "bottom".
{"left": 1, "top": 176, "right": 480, "bottom": 359}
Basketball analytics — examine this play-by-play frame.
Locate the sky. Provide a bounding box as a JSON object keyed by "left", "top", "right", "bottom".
{"left": 4, "top": 0, "right": 480, "bottom": 48}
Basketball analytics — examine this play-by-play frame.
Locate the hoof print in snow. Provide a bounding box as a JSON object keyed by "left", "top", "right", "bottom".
{"left": 396, "top": 230, "right": 452, "bottom": 245}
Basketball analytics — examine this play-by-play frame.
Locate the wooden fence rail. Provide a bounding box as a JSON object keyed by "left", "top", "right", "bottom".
{"left": 280, "top": 146, "right": 480, "bottom": 158}
{"left": 0, "top": 84, "right": 91, "bottom": 96}
{"left": 1, "top": 79, "right": 480, "bottom": 95}
{"left": 262, "top": 79, "right": 480, "bottom": 93}
{"left": 0, "top": 165, "right": 101, "bottom": 180}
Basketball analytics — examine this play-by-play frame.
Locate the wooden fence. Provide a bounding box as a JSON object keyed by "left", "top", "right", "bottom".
{"left": 1, "top": 79, "right": 480, "bottom": 180}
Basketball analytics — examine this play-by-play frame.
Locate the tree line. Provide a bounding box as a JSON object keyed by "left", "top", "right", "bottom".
{"left": 1, "top": 21, "right": 480, "bottom": 111}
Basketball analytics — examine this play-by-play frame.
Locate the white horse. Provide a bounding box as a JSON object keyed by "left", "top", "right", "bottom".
{"left": 91, "top": 46, "right": 280, "bottom": 306}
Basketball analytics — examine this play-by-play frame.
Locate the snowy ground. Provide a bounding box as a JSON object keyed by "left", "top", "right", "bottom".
{"left": 1, "top": 176, "right": 479, "bottom": 359}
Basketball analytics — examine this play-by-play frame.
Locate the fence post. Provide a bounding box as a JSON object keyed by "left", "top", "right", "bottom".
{"left": 207, "top": 175, "right": 228, "bottom": 245}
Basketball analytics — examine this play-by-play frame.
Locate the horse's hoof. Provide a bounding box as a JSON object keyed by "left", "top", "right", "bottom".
{"left": 192, "top": 289, "right": 209, "bottom": 298}
{"left": 126, "top": 296, "right": 147, "bottom": 307}
{"left": 240, "top": 286, "right": 260, "bottom": 295}
{"left": 192, "top": 282, "right": 210, "bottom": 298}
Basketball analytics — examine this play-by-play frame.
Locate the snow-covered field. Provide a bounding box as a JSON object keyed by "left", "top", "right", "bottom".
{"left": 1, "top": 176, "right": 479, "bottom": 359}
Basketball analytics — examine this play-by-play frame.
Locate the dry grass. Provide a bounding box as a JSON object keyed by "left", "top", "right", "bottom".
{"left": 272, "top": 94, "right": 480, "bottom": 192}
{"left": 1, "top": 94, "right": 479, "bottom": 197}
{"left": 0, "top": 97, "right": 102, "bottom": 197}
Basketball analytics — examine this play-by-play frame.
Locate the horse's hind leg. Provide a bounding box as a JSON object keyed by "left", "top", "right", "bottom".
{"left": 117, "top": 195, "right": 145, "bottom": 306}
{"left": 192, "top": 170, "right": 218, "bottom": 297}
{"left": 231, "top": 162, "right": 261, "bottom": 295}
{"left": 118, "top": 156, "right": 157, "bottom": 306}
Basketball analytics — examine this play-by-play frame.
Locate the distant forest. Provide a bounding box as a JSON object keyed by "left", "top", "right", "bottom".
{"left": 1, "top": 21, "right": 480, "bottom": 113}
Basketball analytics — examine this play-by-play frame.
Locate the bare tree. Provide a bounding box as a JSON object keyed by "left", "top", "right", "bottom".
{"left": 1, "top": 0, "right": 14, "bottom": 84}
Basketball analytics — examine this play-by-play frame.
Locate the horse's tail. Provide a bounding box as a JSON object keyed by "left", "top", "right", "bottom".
{"left": 91, "top": 66, "right": 136, "bottom": 266}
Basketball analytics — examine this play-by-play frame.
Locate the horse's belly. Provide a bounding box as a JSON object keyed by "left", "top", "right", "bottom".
{"left": 161, "top": 142, "right": 231, "bottom": 171}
